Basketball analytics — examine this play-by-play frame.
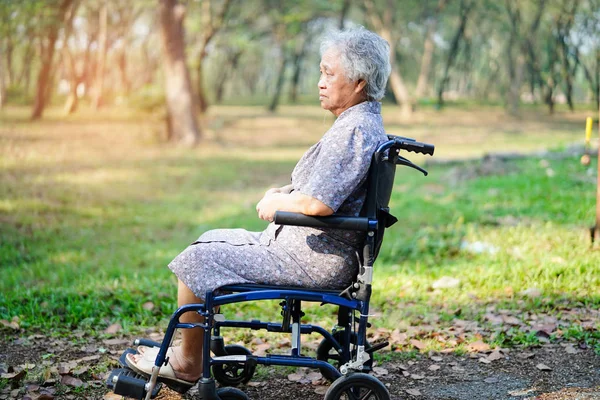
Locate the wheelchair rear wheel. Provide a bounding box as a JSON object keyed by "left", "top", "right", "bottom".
{"left": 316, "top": 332, "right": 372, "bottom": 382}
{"left": 324, "top": 373, "right": 389, "bottom": 400}
{"left": 212, "top": 345, "right": 256, "bottom": 386}
{"left": 216, "top": 387, "right": 249, "bottom": 400}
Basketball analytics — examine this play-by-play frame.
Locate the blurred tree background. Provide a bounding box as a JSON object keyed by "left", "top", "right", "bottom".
{"left": 0, "top": 0, "right": 599, "bottom": 144}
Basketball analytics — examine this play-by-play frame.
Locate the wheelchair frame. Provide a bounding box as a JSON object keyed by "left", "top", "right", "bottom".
{"left": 107, "top": 135, "right": 434, "bottom": 400}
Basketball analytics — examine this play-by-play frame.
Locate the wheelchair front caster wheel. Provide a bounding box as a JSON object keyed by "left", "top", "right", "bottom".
{"left": 316, "top": 332, "right": 373, "bottom": 382}
{"left": 212, "top": 345, "right": 256, "bottom": 386}
{"left": 217, "top": 387, "right": 249, "bottom": 400}
{"left": 324, "top": 373, "right": 390, "bottom": 400}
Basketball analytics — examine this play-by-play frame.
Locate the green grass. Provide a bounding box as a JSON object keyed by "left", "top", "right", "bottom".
{"left": 0, "top": 104, "right": 599, "bottom": 351}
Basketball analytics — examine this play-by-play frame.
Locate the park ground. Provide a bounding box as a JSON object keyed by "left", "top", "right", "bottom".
{"left": 1, "top": 103, "right": 599, "bottom": 399}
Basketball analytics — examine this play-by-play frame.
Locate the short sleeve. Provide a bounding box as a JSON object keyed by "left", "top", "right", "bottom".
{"left": 295, "top": 125, "right": 374, "bottom": 212}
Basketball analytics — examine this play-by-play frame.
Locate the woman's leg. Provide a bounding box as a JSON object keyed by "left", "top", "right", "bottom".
{"left": 128, "top": 279, "right": 203, "bottom": 382}
{"left": 171, "top": 279, "right": 204, "bottom": 380}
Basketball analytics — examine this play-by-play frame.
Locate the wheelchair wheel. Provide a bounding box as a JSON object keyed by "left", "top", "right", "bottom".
{"left": 316, "top": 332, "right": 372, "bottom": 382}
{"left": 324, "top": 373, "right": 390, "bottom": 400}
{"left": 212, "top": 345, "right": 256, "bottom": 386}
{"left": 216, "top": 387, "right": 249, "bottom": 400}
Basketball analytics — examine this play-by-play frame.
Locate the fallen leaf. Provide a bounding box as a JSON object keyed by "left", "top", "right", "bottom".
{"left": 103, "top": 338, "right": 129, "bottom": 346}
{"left": 61, "top": 375, "right": 84, "bottom": 388}
{"left": 103, "top": 393, "right": 124, "bottom": 400}
{"left": 372, "top": 367, "right": 388, "bottom": 377}
{"left": 410, "top": 374, "right": 425, "bottom": 380}
{"left": 565, "top": 346, "right": 578, "bottom": 354}
{"left": 487, "top": 350, "right": 503, "bottom": 362}
{"left": 536, "top": 363, "right": 552, "bottom": 371}
{"left": 72, "top": 367, "right": 89, "bottom": 376}
{"left": 306, "top": 371, "right": 322, "bottom": 382}
{"left": 466, "top": 340, "right": 490, "bottom": 353}
{"left": 432, "top": 276, "right": 460, "bottom": 289}
{"left": 502, "top": 316, "right": 521, "bottom": 326}
{"left": 428, "top": 364, "right": 441, "bottom": 371}
{"left": 287, "top": 373, "right": 304, "bottom": 382}
{"left": 410, "top": 339, "right": 427, "bottom": 350}
{"left": 254, "top": 343, "right": 271, "bottom": 356}
{"left": 406, "top": 389, "right": 421, "bottom": 396}
{"left": 479, "top": 357, "right": 491, "bottom": 364}
{"left": 430, "top": 356, "right": 443, "bottom": 362}
{"left": 391, "top": 329, "right": 408, "bottom": 344}
{"left": 104, "top": 324, "right": 121, "bottom": 334}
{"left": 484, "top": 377, "right": 499, "bottom": 383}
{"left": 0, "top": 319, "right": 19, "bottom": 330}
{"left": 519, "top": 288, "right": 542, "bottom": 298}
{"left": 142, "top": 301, "right": 155, "bottom": 311}
{"left": 314, "top": 386, "right": 328, "bottom": 395}
{"left": 247, "top": 382, "right": 266, "bottom": 387}
{"left": 1, "top": 369, "right": 26, "bottom": 383}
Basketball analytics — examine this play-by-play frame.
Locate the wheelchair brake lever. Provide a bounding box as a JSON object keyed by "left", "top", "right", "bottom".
{"left": 396, "top": 155, "right": 428, "bottom": 176}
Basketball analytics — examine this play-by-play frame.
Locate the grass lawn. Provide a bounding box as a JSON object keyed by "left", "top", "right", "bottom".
{"left": 1, "top": 103, "right": 599, "bottom": 353}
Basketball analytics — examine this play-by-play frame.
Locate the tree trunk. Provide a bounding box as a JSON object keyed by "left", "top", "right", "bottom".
{"left": 214, "top": 50, "right": 242, "bottom": 104}
{"left": 289, "top": 38, "right": 308, "bottom": 103}
{"left": 5, "top": 35, "right": 13, "bottom": 87}
{"left": 159, "top": 0, "right": 201, "bottom": 146}
{"left": 364, "top": 0, "right": 412, "bottom": 117}
{"left": 92, "top": 0, "right": 107, "bottom": 110}
{"left": 339, "top": 0, "right": 351, "bottom": 30}
{"left": 269, "top": 52, "right": 287, "bottom": 112}
{"left": 0, "top": 44, "right": 5, "bottom": 109}
{"left": 196, "top": 49, "right": 209, "bottom": 113}
{"left": 378, "top": 28, "right": 412, "bottom": 117}
{"left": 118, "top": 49, "right": 130, "bottom": 96}
{"left": 61, "top": 0, "right": 80, "bottom": 115}
{"left": 415, "top": 0, "right": 447, "bottom": 99}
{"left": 32, "top": 0, "right": 74, "bottom": 120}
{"left": 194, "top": 0, "right": 232, "bottom": 114}
{"left": 436, "top": 0, "right": 473, "bottom": 108}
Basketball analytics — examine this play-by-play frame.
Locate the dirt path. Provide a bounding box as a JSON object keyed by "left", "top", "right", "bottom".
{"left": 1, "top": 333, "right": 599, "bottom": 400}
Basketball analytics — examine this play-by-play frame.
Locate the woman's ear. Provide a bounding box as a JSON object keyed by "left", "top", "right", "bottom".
{"left": 354, "top": 79, "right": 367, "bottom": 94}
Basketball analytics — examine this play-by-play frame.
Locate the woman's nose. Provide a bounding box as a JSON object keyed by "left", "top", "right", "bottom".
{"left": 318, "top": 76, "right": 326, "bottom": 89}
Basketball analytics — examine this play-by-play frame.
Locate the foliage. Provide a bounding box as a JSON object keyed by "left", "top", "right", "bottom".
{"left": 0, "top": 105, "right": 598, "bottom": 353}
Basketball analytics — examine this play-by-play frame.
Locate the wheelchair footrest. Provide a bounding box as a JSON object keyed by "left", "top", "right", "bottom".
{"left": 106, "top": 368, "right": 162, "bottom": 400}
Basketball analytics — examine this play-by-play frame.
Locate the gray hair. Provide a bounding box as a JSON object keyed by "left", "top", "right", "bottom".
{"left": 320, "top": 27, "right": 391, "bottom": 101}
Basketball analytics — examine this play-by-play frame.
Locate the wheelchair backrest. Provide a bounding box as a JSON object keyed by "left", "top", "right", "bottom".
{"left": 360, "top": 136, "right": 400, "bottom": 261}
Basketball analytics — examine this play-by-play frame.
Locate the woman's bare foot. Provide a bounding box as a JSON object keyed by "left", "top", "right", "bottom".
{"left": 129, "top": 346, "right": 202, "bottom": 382}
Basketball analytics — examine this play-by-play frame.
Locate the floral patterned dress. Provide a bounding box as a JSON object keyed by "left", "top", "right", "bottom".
{"left": 168, "top": 101, "right": 387, "bottom": 299}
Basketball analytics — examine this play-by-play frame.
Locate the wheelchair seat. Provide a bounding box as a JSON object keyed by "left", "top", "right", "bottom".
{"left": 107, "top": 134, "right": 434, "bottom": 400}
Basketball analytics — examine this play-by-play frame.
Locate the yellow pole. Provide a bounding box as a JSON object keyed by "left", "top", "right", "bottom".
{"left": 582, "top": 117, "right": 593, "bottom": 166}
{"left": 596, "top": 110, "right": 600, "bottom": 244}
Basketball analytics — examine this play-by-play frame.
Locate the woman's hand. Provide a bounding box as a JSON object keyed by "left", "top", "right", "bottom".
{"left": 256, "top": 193, "right": 280, "bottom": 222}
{"left": 256, "top": 191, "right": 334, "bottom": 223}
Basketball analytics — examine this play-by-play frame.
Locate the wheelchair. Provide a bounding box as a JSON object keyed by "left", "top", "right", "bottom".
{"left": 106, "top": 135, "right": 434, "bottom": 400}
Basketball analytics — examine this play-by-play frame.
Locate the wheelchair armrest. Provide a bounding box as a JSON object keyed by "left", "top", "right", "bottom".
{"left": 273, "top": 211, "right": 371, "bottom": 231}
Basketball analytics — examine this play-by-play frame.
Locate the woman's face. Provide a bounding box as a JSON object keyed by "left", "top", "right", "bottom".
{"left": 318, "top": 49, "right": 366, "bottom": 117}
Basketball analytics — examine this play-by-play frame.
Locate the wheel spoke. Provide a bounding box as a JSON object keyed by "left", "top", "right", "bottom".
{"left": 343, "top": 387, "right": 362, "bottom": 400}
{"left": 359, "top": 389, "right": 374, "bottom": 400}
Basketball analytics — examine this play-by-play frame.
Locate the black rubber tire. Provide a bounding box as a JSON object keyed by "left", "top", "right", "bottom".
{"left": 216, "top": 387, "right": 249, "bottom": 400}
{"left": 316, "top": 332, "right": 373, "bottom": 382}
{"left": 212, "top": 345, "right": 256, "bottom": 386}
{"left": 324, "top": 373, "right": 390, "bottom": 400}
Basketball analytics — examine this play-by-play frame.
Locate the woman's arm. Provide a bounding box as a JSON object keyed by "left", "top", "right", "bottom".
{"left": 256, "top": 191, "right": 333, "bottom": 222}
{"left": 265, "top": 184, "right": 294, "bottom": 196}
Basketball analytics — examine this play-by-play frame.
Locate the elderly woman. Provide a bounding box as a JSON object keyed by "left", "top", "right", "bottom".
{"left": 126, "top": 26, "right": 391, "bottom": 387}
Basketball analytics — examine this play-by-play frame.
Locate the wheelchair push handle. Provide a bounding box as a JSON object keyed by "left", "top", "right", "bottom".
{"left": 393, "top": 138, "right": 435, "bottom": 156}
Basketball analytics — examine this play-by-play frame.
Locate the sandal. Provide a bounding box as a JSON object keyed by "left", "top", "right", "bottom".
{"left": 125, "top": 349, "right": 196, "bottom": 393}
